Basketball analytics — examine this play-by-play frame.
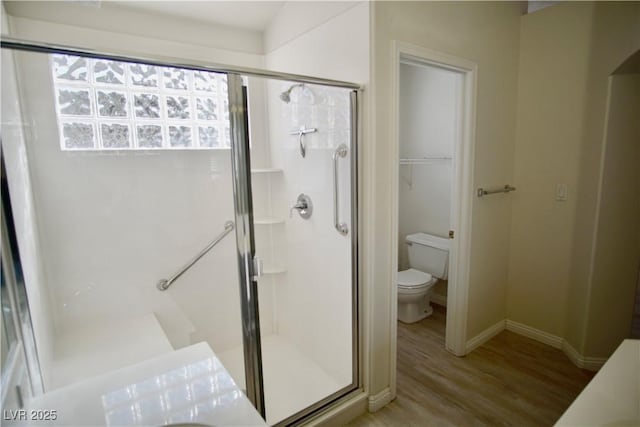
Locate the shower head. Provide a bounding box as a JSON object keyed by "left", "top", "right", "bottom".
{"left": 279, "top": 90, "right": 292, "bottom": 103}
{"left": 279, "top": 83, "right": 306, "bottom": 103}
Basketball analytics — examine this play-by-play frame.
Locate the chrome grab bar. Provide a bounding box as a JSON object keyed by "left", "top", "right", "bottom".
{"left": 157, "top": 220, "right": 235, "bottom": 291}
{"left": 333, "top": 144, "right": 349, "bottom": 236}
{"left": 477, "top": 185, "right": 516, "bottom": 197}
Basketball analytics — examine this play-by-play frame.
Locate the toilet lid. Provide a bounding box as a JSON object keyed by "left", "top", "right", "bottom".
{"left": 398, "top": 268, "right": 433, "bottom": 288}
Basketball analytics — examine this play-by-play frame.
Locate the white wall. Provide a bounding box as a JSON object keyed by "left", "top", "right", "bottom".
{"left": 398, "top": 63, "right": 458, "bottom": 272}
{"left": 264, "top": 2, "right": 369, "bottom": 84}
{"left": 263, "top": 2, "right": 360, "bottom": 54}
{"left": 4, "top": 1, "right": 263, "bottom": 56}
{"left": 5, "top": 15, "right": 263, "bottom": 71}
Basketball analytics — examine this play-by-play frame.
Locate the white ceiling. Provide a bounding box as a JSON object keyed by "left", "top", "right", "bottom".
{"left": 114, "top": 1, "right": 286, "bottom": 32}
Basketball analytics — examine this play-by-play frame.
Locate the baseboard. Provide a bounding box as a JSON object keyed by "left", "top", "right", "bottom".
{"left": 464, "top": 318, "right": 607, "bottom": 371}
{"left": 561, "top": 340, "right": 607, "bottom": 372}
{"left": 465, "top": 319, "right": 506, "bottom": 353}
{"left": 505, "top": 320, "right": 563, "bottom": 349}
{"left": 368, "top": 387, "right": 392, "bottom": 412}
{"left": 431, "top": 293, "right": 447, "bottom": 307}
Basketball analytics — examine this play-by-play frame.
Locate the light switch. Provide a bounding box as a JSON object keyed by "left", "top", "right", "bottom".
{"left": 556, "top": 184, "right": 568, "bottom": 201}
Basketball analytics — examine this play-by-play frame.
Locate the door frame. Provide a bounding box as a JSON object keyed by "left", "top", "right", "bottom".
{"left": 389, "top": 41, "right": 477, "bottom": 396}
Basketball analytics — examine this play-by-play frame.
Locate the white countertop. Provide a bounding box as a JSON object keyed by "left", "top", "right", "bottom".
{"left": 555, "top": 339, "right": 640, "bottom": 426}
{"left": 21, "top": 342, "right": 267, "bottom": 427}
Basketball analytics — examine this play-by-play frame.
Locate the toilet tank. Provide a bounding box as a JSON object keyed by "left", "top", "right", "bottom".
{"left": 406, "top": 232, "right": 450, "bottom": 279}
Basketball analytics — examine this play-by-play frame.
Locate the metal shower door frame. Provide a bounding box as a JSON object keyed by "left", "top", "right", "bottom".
{"left": 227, "top": 73, "right": 265, "bottom": 418}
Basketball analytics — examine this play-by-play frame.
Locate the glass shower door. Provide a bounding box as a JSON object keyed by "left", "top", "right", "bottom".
{"left": 227, "top": 74, "right": 359, "bottom": 425}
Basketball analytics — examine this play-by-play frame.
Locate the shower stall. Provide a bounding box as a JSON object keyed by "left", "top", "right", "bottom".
{"left": 0, "top": 39, "right": 359, "bottom": 426}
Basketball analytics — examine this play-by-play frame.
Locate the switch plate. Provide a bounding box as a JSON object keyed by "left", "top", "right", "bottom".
{"left": 556, "top": 184, "right": 568, "bottom": 201}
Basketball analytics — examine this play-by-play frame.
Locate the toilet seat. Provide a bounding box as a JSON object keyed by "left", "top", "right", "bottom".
{"left": 398, "top": 268, "right": 433, "bottom": 289}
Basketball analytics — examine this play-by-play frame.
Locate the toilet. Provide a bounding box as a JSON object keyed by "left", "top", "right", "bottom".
{"left": 397, "top": 232, "right": 450, "bottom": 323}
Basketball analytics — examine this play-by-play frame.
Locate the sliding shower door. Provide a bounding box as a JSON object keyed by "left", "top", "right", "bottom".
{"left": 226, "top": 74, "right": 359, "bottom": 425}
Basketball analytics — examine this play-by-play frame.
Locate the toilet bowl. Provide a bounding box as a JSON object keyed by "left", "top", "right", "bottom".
{"left": 397, "top": 268, "right": 437, "bottom": 323}
{"left": 397, "top": 232, "right": 450, "bottom": 324}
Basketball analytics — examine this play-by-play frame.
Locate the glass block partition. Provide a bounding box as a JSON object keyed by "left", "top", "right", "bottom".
{"left": 50, "top": 55, "right": 230, "bottom": 150}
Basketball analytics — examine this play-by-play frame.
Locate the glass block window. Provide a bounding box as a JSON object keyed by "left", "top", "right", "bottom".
{"left": 51, "top": 54, "right": 231, "bottom": 150}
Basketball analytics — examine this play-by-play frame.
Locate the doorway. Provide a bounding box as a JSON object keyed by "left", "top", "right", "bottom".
{"left": 397, "top": 59, "right": 460, "bottom": 321}
{"left": 390, "top": 41, "right": 477, "bottom": 396}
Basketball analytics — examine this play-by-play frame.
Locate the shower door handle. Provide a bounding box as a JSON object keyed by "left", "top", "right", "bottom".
{"left": 333, "top": 144, "right": 349, "bottom": 236}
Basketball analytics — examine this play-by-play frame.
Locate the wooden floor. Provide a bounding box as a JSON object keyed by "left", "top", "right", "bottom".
{"left": 348, "top": 305, "right": 595, "bottom": 426}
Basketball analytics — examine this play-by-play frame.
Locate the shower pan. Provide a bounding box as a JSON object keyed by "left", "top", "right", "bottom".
{"left": 1, "top": 38, "right": 360, "bottom": 426}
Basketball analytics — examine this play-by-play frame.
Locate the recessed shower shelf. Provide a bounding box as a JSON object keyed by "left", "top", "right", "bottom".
{"left": 254, "top": 218, "right": 285, "bottom": 225}
{"left": 251, "top": 168, "right": 283, "bottom": 174}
